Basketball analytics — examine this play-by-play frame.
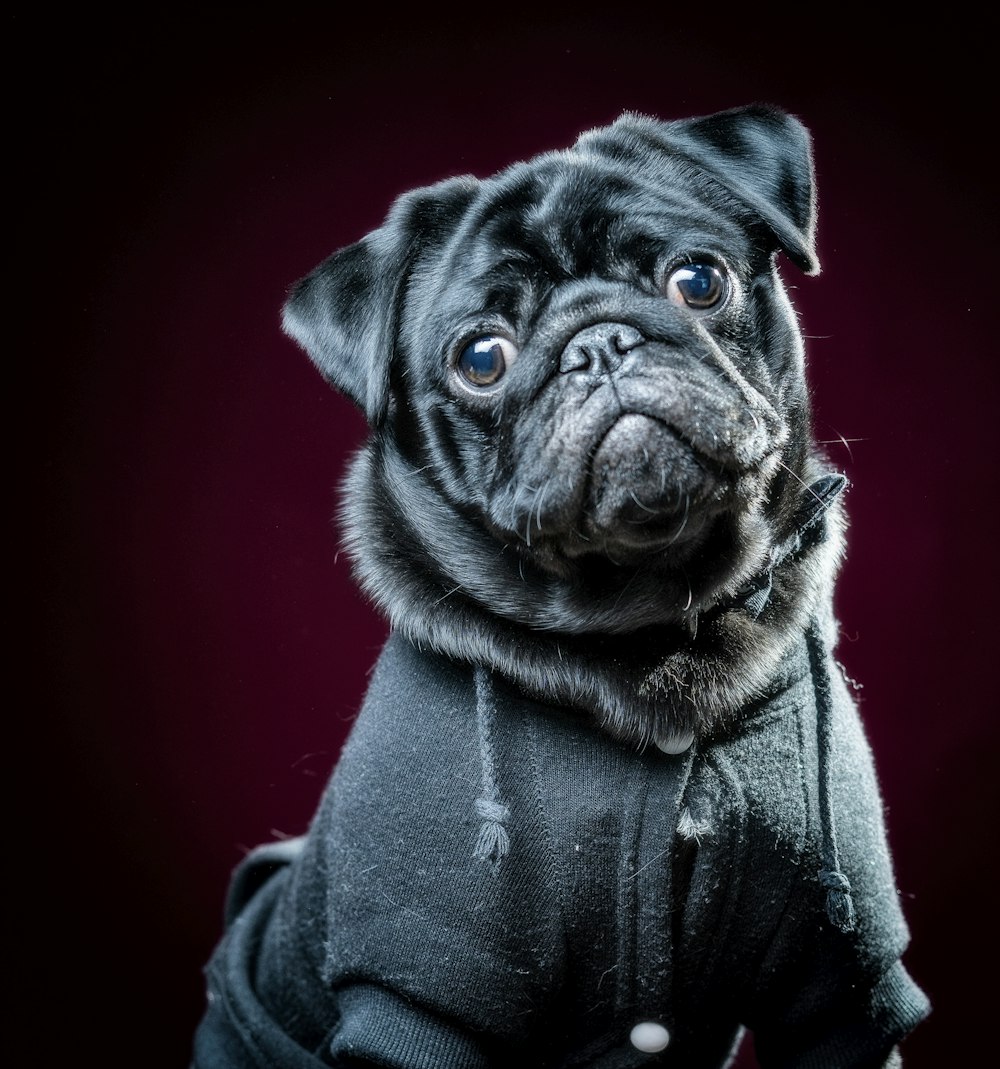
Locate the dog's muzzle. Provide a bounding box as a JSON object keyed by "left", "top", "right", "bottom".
{"left": 556, "top": 322, "right": 724, "bottom": 551}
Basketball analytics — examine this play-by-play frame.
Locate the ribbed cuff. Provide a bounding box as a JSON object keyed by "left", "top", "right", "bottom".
{"left": 328, "top": 984, "right": 489, "bottom": 1069}
{"left": 869, "top": 958, "right": 932, "bottom": 1044}
{"left": 766, "top": 959, "right": 931, "bottom": 1068}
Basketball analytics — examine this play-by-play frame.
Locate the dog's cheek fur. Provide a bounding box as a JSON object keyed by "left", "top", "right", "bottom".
{"left": 386, "top": 366, "right": 499, "bottom": 518}
{"left": 730, "top": 261, "right": 817, "bottom": 536}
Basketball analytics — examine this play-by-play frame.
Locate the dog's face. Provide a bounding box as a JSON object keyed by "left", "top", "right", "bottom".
{"left": 284, "top": 106, "right": 823, "bottom": 643}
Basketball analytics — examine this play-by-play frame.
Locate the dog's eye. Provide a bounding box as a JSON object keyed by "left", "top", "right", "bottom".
{"left": 456, "top": 335, "right": 519, "bottom": 388}
{"left": 664, "top": 263, "right": 728, "bottom": 311}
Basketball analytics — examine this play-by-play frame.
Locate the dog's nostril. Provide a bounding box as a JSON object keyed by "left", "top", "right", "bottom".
{"left": 561, "top": 346, "right": 592, "bottom": 374}
{"left": 611, "top": 325, "right": 644, "bottom": 353}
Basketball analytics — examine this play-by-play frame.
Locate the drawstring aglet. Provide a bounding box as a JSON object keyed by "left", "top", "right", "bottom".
{"left": 818, "top": 867, "right": 857, "bottom": 932}
{"left": 473, "top": 797, "right": 510, "bottom": 871}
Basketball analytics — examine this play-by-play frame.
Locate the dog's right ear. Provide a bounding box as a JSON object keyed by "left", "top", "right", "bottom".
{"left": 282, "top": 175, "right": 479, "bottom": 426}
{"left": 580, "top": 105, "right": 820, "bottom": 275}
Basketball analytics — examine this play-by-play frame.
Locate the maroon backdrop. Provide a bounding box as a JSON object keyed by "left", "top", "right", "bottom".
{"left": 23, "top": 12, "right": 992, "bottom": 1067}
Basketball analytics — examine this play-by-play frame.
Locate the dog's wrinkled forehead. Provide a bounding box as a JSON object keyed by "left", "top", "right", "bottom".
{"left": 416, "top": 150, "right": 756, "bottom": 328}
{"left": 282, "top": 104, "right": 818, "bottom": 424}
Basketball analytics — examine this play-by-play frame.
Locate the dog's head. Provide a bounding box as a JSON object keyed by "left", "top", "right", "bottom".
{"left": 283, "top": 105, "right": 826, "bottom": 652}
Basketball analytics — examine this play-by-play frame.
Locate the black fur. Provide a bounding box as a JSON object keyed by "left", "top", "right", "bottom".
{"left": 283, "top": 104, "right": 844, "bottom": 749}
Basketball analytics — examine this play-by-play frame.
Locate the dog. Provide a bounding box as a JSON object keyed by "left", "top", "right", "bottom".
{"left": 193, "top": 105, "right": 928, "bottom": 1068}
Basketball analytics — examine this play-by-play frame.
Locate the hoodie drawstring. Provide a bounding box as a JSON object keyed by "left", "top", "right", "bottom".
{"left": 806, "top": 618, "right": 858, "bottom": 932}
{"left": 737, "top": 472, "right": 856, "bottom": 932}
{"left": 473, "top": 666, "right": 511, "bottom": 873}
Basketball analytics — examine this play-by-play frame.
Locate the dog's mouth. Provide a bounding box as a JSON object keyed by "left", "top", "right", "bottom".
{"left": 576, "top": 413, "right": 723, "bottom": 553}
{"left": 519, "top": 408, "right": 757, "bottom": 569}
{"left": 488, "top": 405, "right": 772, "bottom": 571}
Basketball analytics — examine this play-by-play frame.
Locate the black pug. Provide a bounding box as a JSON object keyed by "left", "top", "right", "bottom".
{"left": 194, "top": 105, "right": 929, "bottom": 1068}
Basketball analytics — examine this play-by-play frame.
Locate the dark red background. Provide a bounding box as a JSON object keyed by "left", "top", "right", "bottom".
{"left": 22, "top": 12, "right": 992, "bottom": 1067}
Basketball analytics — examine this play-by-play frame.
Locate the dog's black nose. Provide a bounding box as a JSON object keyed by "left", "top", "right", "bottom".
{"left": 560, "top": 322, "right": 644, "bottom": 375}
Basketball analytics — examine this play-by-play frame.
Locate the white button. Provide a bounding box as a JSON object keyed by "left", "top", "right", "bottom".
{"left": 630, "top": 1021, "right": 671, "bottom": 1053}
{"left": 655, "top": 731, "right": 694, "bottom": 755}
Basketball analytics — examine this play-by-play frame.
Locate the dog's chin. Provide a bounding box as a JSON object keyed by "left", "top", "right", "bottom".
{"left": 574, "top": 417, "right": 720, "bottom": 562}
{"left": 505, "top": 489, "right": 767, "bottom": 637}
{"left": 565, "top": 514, "right": 717, "bottom": 568}
{"left": 587, "top": 413, "right": 698, "bottom": 505}
{"left": 500, "top": 509, "right": 726, "bottom": 588}
{"left": 559, "top": 494, "right": 721, "bottom": 569}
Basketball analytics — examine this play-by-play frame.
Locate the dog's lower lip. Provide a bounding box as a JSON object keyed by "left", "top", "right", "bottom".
{"left": 583, "top": 413, "right": 720, "bottom": 531}
{"left": 574, "top": 504, "right": 715, "bottom": 559}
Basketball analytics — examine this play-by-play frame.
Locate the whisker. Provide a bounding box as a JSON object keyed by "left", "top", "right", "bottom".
{"left": 816, "top": 433, "right": 865, "bottom": 464}
{"left": 628, "top": 489, "right": 657, "bottom": 514}
{"left": 509, "top": 483, "right": 526, "bottom": 532}
{"left": 534, "top": 480, "right": 548, "bottom": 534}
{"left": 433, "top": 584, "right": 463, "bottom": 606}
{"left": 611, "top": 567, "right": 642, "bottom": 612}
{"left": 777, "top": 459, "right": 826, "bottom": 507}
{"left": 667, "top": 494, "right": 690, "bottom": 546}
{"left": 516, "top": 483, "right": 537, "bottom": 546}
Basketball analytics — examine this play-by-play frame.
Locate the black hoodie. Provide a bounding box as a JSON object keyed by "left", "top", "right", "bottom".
{"left": 193, "top": 620, "right": 928, "bottom": 1068}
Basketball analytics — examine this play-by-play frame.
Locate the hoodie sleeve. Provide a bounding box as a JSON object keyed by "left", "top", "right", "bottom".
{"left": 739, "top": 669, "right": 930, "bottom": 1067}
{"left": 193, "top": 634, "right": 565, "bottom": 1068}
{"left": 193, "top": 871, "right": 494, "bottom": 1069}
{"left": 192, "top": 852, "right": 332, "bottom": 1069}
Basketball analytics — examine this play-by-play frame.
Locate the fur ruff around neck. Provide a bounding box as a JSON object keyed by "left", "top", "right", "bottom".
{"left": 339, "top": 440, "right": 847, "bottom": 750}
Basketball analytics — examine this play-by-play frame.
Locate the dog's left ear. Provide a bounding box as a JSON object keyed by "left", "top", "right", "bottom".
{"left": 282, "top": 175, "right": 479, "bottom": 425}
{"left": 585, "top": 104, "right": 820, "bottom": 274}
